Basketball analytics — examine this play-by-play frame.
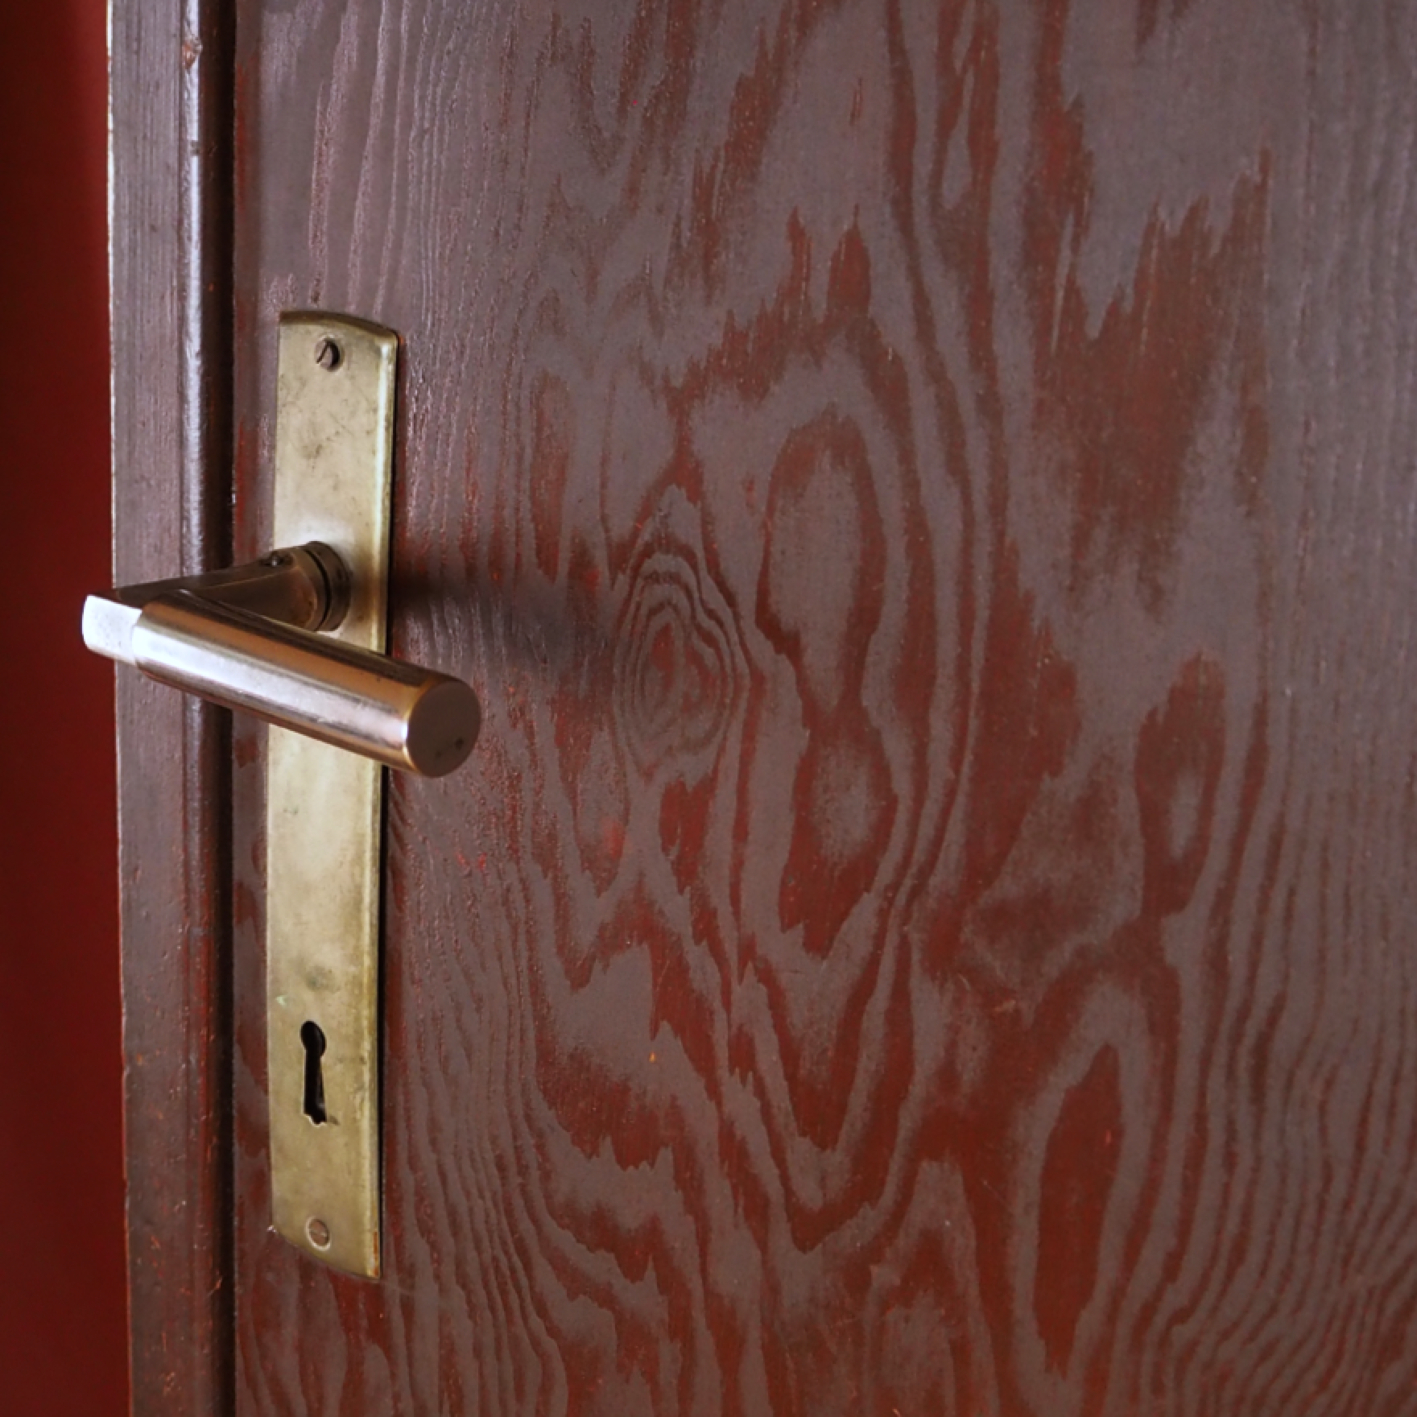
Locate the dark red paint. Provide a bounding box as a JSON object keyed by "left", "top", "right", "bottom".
{"left": 0, "top": 1, "right": 127, "bottom": 1412}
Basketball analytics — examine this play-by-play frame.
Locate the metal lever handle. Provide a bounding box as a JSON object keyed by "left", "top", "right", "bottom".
{"left": 82, "top": 542, "right": 480, "bottom": 777}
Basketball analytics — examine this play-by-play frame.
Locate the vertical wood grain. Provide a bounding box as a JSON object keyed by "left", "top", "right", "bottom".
{"left": 231, "top": 1, "right": 1417, "bottom": 1412}
{"left": 112, "top": 0, "right": 235, "bottom": 1411}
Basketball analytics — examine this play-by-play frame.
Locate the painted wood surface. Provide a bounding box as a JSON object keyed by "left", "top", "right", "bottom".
{"left": 230, "top": 1, "right": 1417, "bottom": 1412}
{"left": 112, "top": 0, "right": 235, "bottom": 1411}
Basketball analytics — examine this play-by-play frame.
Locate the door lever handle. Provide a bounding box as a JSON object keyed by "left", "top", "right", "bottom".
{"left": 91, "top": 313, "right": 448, "bottom": 1276}
{"left": 82, "top": 541, "right": 480, "bottom": 777}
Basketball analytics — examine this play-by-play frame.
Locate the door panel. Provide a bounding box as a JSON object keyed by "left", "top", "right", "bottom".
{"left": 230, "top": 1, "right": 1417, "bottom": 1412}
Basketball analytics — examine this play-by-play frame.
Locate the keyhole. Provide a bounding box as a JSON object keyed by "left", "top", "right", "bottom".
{"left": 301, "top": 1021, "right": 327, "bottom": 1125}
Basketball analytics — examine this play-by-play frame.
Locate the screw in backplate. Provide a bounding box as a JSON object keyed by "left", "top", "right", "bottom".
{"left": 306, "top": 1217, "right": 332, "bottom": 1249}
{"left": 314, "top": 337, "right": 342, "bottom": 371}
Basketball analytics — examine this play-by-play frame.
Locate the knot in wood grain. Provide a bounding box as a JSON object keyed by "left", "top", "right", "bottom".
{"left": 613, "top": 543, "right": 741, "bottom": 778}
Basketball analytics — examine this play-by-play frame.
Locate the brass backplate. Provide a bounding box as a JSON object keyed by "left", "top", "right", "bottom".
{"left": 266, "top": 312, "right": 396, "bottom": 1278}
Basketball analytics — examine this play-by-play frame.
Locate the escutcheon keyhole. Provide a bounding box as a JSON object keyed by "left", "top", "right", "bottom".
{"left": 301, "top": 1020, "right": 327, "bottom": 1125}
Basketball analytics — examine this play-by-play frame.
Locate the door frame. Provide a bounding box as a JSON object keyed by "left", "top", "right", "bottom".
{"left": 111, "top": 1, "right": 235, "bottom": 1410}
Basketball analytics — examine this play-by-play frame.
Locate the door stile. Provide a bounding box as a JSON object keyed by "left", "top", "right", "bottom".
{"left": 111, "top": 0, "right": 236, "bottom": 1411}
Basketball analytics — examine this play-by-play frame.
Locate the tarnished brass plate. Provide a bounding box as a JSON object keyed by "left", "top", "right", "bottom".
{"left": 266, "top": 312, "right": 396, "bottom": 1278}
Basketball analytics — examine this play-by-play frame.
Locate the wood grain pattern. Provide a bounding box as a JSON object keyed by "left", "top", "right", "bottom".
{"left": 112, "top": 0, "right": 234, "bottom": 1411}
{"left": 230, "top": 1, "right": 1417, "bottom": 1412}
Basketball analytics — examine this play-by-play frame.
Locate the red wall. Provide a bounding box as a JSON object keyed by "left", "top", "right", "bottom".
{"left": 0, "top": 2, "right": 129, "bottom": 1411}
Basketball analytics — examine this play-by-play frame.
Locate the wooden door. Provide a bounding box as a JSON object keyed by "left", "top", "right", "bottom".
{"left": 112, "top": 0, "right": 1417, "bottom": 1413}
